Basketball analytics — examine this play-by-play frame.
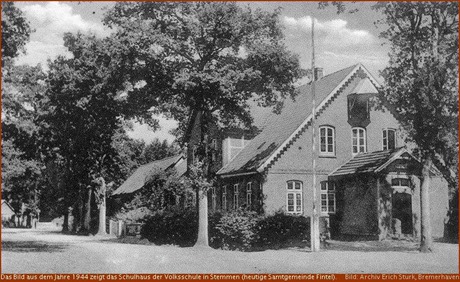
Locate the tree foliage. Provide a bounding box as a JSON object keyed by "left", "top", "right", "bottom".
{"left": 2, "top": 63, "right": 45, "bottom": 215}
{"left": 142, "top": 138, "right": 180, "bottom": 164}
{"left": 1, "top": 2, "right": 31, "bottom": 62}
{"left": 374, "top": 2, "right": 458, "bottom": 188}
{"left": 103, "top": 2, "right": 303, "bottom": 130}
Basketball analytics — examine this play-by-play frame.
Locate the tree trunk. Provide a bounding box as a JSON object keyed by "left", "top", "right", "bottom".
{"left": 62, "top": 208, "right": 69, "bottom": 232}
{"left": 194, "top": 110, "right": 210, "bottom": 248}
{"left": 84, "top": 188, "right": 92, "bottom": 231}
{"left": 195, "top": 189, "right": 209, "bottom": 247}
{"left": 420, "top": 157, "right": 433, "bottom": 252}
{"left": 97, "top": 202, "right": 107, "bottom": 235}
{"left": 97, "top": 179, "right": 107, "bottom": 236}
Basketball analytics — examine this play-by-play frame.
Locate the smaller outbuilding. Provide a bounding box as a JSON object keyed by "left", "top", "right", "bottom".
{"left": 112, "top": 155, "right": 187, "bottom": 196}
{"left": 2, "top": 199, "right": 16, "bottom": 227}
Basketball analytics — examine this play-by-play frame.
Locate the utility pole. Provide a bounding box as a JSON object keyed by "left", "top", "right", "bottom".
{"left": 310, "top": 17, "right": 320, "bottom": 252}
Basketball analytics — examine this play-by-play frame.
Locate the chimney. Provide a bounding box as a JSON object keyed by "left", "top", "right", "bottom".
{"left": 314, "top": 67, "right": 323, "bottom": 81}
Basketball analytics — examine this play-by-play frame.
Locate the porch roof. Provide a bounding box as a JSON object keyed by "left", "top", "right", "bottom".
{"left": 329, "top": 147, "right": 407, "bottom": 177}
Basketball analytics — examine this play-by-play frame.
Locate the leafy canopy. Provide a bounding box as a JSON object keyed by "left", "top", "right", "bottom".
{"left": 103, "top": 2, "right": 303, "bottom": 130}
{"left": 374, "top": 2, "right": 458, "bottom": 187}
{"left": 1, "top": 2, "right": 31, "bottom": 62}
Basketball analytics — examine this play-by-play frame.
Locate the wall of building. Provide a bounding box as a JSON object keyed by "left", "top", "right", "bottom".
{"left": 214, "top": 174, "right": 264, "bottom": 214}
{"left": 380, "top": 172, "right": 449, "bottom": 239}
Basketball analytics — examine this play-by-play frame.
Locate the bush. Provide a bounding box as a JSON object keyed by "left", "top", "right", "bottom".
{"left": 208, "top": 211, "right": 223, "bottom": 249}
{"left": 115, "top": 207, "right": 153, "bottom": 224}
{"left": 140, "top": 207, "right": 310, "bottom": 251}
{"left": 213, "top": 209, "right": 260, "bottom": 251}
{"left": 256, "top": 212, "right": 310, "bottom": 249}
{"left": 141, "top": 207, "right": 198, "bottom": 247}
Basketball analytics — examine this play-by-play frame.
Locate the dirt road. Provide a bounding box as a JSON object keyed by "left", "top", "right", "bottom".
{"left": 1, "top": 226, "right": 458, "bottom": 273}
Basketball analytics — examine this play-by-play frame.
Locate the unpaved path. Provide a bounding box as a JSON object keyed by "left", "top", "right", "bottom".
{"left": 1, "top": 227, "right": 458, "bottom": 273}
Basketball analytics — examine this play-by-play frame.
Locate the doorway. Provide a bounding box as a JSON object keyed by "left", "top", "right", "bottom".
{"left": 392, "top": 192, "right": 413, "bottom": 235}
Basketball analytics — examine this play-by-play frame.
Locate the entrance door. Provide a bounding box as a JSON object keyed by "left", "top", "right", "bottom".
{"left": 392, "top": 192, "right": 413, "bottom": 235}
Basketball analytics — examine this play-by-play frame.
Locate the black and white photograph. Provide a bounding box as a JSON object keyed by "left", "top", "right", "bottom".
{"left": 1, "top": 1, "right": 458, "bottom": 274}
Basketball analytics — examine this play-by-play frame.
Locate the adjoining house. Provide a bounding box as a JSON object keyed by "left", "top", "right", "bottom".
{"left": 2, "top": 199, "right": 16, "bottom": 227}
{"left": 212, "top": 63, "right": 449, "bottom": 240}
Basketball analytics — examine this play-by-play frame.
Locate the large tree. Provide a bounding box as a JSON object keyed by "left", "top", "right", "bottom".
{"left": 103, "top": 2, "right": 303, "bottom": 247}
{"left": 37, "top": 32, "right": 153, "bottom": 232}
{"left": 1, "top": 2, "right": 41, "bottom": 220}
{"left": 374, "top": 2, "right": 458, "bottom": 252}
{"left": 2, "top": 65, "right": 46, "bottom": 216}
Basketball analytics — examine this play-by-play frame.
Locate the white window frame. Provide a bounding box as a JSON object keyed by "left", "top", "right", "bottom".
{"left": 320, "top": 181, "right": 336, "bottom": 214}
{"left": 352, "top": 127, "right": 367, "bottom": 155}
{"left": 233, "top": 184, "right": 239, "bottom": 210}
{"left": 391, "top": 176, "right": 412, "bottom": 194}
{"left": 246, "top": 182, "right": 252, "bottom": 208}
{"left": 382, "top": 128, "right": 396, "bottom": 150}
{"left": 222, "top": 185, "right": 227, "bottom": 211}
{"left": 286, "top": 180, "right": 302, "bottom": 214}
{"left": 391, "top": 177, "right": 411, "bottom": 188}
{"left": 319, "top": 125, "right": 335, "bottom": 156}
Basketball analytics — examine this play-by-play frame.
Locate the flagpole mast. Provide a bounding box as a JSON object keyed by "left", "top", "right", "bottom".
{"left": 310, "top": 17, "right": 320, "bottom": 252}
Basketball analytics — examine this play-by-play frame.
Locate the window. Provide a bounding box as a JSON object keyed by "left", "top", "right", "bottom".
{"left": 320, "top": 126, "right": 335, "bottom": 156}
{"left": 211, "top": 187, "right": 217, "bottom": 211}
{"left": 383, "top": 129, "right": 396, "bottom": 150}
{"left": 233, "top": 184, "right": 239, "bottom": 210}
{"left": 321, "top": 181, "right": 336, "bottom": 213}
{"left": 391, "top": 178, "right": 410, "bottom": 187}
{"left": 286, "top": 181, "right": 302, "bottom": 214}
{"left": 246, "top": 182, "right": 252, "bottom": 208}
{"left": 222, "top": 186, "right": 227, "bottom": 211}
{"left": 352, "top": 127, "right": 366, "bottom": 155}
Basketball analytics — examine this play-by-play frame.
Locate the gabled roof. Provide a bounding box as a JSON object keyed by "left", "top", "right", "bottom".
{"left": 217, "top": 63, "right": 380, "bottom": 176}
{"left": 112, "top": 155, "right": 186, "bottom": 196}
{"left": 2, "top": 199, "right": 15, "bottom": 213}
{"left": 329, "top": 148, "right": 408, "bottom": 177}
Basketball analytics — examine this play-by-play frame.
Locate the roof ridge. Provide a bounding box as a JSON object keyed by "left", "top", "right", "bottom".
{"left": 317, "top": 64, "right": 359, "bottom": 81}
{"left": 298, "top": 64, "right": 359, "bottom": 88}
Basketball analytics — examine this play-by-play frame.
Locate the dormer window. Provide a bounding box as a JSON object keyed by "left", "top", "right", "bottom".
{"left": 347, "top": 94, "right": 370, "bottom": 127}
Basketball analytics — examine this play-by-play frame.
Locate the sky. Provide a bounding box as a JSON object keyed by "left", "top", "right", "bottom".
{"left": 14, "top": 1, "right": 390, "bottom": 144}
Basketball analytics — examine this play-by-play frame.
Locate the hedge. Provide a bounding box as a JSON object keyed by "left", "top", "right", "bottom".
{"left": 141, "top": 209, "right": 310, "bottom": 251}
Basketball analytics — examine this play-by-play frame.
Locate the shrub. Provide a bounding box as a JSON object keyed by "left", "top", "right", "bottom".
{"left": 256, "top": 212, "right": 310, "bottom": 249}
{"left": 141, "top": 207, "right": 198, "bottom": 247}
{"left": 115, "top": 207, "right": 153, "bottom": 224}
{"left": 214, "top": 209, "right": 260, "bottom": 251}
{"left": 208, "top": 211, "right": 223, "bottom": 249}
{"left": 141, "top": 207, "right": 310, "bottom": 251}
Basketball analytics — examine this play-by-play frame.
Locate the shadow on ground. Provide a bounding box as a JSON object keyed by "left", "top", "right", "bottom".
{"left": 318, "top": 240, "right": 419, "bottom": 253}
{"left": 2, "top": 240, "right": 68, "bottom": 253}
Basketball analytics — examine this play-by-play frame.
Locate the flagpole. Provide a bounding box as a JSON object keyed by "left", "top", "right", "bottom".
{"left": 310, "top": 17, "right": 320, "bottom": 252}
